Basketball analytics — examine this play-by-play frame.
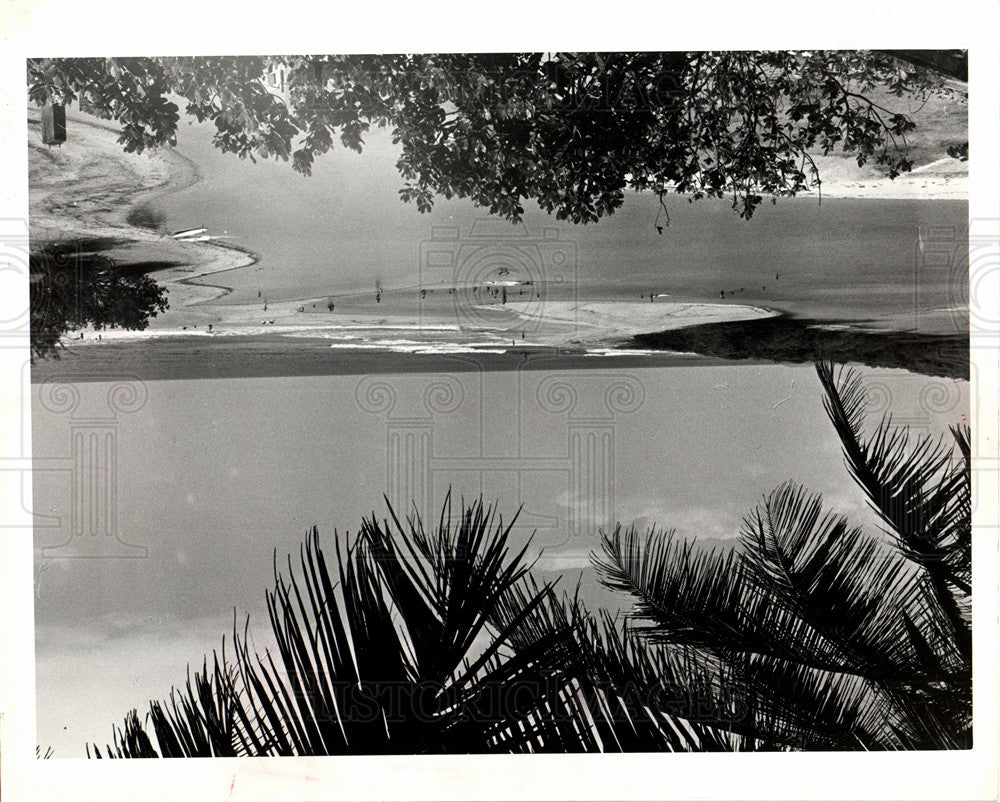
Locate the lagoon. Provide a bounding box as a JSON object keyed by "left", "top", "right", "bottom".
{"left": 155, "top": 117, "right": 967, "bottom": 335}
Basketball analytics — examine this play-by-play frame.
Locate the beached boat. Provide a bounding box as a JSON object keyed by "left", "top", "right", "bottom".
{"left": 171, "top": 227, "right": 207, "bottom": 239}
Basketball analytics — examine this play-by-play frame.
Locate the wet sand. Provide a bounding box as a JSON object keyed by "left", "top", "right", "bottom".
{"left": 30, "top": 107, "right": 779, "bottom": 370}
{"left": 28, "top": 105, "right": 967, "bottom": 379}
{"left": 31, "top": 335, "right": 755, "bottom": 383}
{"left": 29, "top": 106, "right": 257, "bottom": 309}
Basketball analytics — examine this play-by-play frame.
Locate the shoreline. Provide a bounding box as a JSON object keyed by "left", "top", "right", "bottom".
{"left": 29, "top": 335, "right": 744, "bottom": 384}
{"left": 28, "top": 105, "right": 968, "bottom": 369}
{"left": 56, "top": 295, "right": 780, "bottom": 354}
{"left": 29, "top": 105, "right": 258, "bottom": 311}
{"left": 29, "top": 109, "right": 784, "bottom": 357}
{"left": 801, "top": 154, "right": 968, "bottom": 201}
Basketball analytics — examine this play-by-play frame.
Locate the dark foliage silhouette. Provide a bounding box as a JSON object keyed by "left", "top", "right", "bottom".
{"left": 29, "top": 52, "right": 964, "bottom": 222}
{"left": 635, "top": 316, "right": 969, "bottom": 380}
{"left": 91, "top": 363, "right": 970, "bottom": 755}
{"left": 29, "top": 242, "right": 169, "bottom": 361}
{"left": 590, "top": 362, "right": 971, "bottom": 749}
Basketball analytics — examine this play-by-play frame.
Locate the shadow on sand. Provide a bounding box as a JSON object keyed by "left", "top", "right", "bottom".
{"left": 29, "top": 239, "right": 173, "bottom": 362}
{"left": 635, "top": 315, "right": 969, "bottom": 380}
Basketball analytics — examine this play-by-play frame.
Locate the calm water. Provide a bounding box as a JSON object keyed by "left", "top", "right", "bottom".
{"left": 155, "top": 119, "right": 967, "bottom": 334}
{"left": 32, "top": 365, "right": 968, "bottom": 756}
{"left": 32, "top": 114, "right": 971, "bottom": 757}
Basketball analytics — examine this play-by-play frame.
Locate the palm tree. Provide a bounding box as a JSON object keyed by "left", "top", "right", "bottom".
{"left": 91, "top": 496, "right": 626, "bottom": 756}
{"left": 91, "top": 362, "right": 971, "bottom": 755}
{"left": 589, "top": 362, "right": 971, "bottom": 750}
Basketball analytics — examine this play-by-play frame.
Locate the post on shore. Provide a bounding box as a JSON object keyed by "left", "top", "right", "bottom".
{"left": 41, "top": 103, "right": 67, "bottom": 146}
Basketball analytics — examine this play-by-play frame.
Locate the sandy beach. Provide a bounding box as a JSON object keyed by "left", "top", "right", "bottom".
{"left": 29, "top": 107, "right": 782, "bottom": 360}
{"left": 29, "top": 106, "right": 256, "bottom": 308}
{"left": 29, "top": 105, "right": 967, "bottom": 366}
{"left": 803, "top": 153, "right": 968, "bottom": 201}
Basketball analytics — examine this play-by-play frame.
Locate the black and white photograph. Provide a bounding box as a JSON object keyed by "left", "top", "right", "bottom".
{"left": 2, "top": 3, "right": 998, "bottom": 800}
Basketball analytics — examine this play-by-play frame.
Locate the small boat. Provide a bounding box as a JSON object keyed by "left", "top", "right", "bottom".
{"left": 172, "top": 227, "right": 207, "bottom": 239}
{"left": 181, "top": 234, "right": 234, "bottom": 243}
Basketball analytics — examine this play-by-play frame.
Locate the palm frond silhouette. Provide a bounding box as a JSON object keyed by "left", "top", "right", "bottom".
{"left": 91, "top": 363, "right": 970, "bottom": 756}
{"left": 588, "top": 363, "right": 970, "bottom": 750}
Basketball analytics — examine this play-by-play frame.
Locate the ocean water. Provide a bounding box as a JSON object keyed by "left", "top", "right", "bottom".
{"left": 154, "top": 118, "right": 968, "bottom": 335}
